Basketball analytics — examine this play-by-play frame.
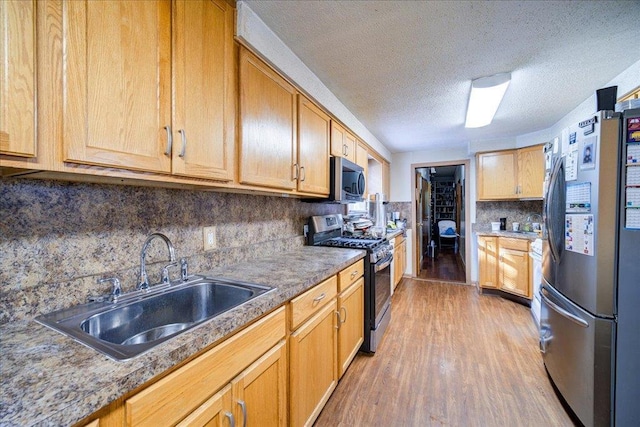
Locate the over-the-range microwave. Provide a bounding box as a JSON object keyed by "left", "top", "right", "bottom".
{"left": 303, "top": 156, "right": 365, "bottom": 203}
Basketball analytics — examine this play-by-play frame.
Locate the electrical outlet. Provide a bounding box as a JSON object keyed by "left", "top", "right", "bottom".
{"left": 203, "top": 226, "right": 216, "bottom": 251}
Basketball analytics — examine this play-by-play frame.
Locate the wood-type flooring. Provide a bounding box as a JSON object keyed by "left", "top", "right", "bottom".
{"left": 314, "top": 279, "right": 574, "bottom": 427}
{"left": 419, "top": 247, "right": 466, "bottom": 282}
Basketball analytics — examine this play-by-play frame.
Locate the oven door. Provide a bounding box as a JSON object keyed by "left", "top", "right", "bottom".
{"left": 373, "top": 254, "right": 392, "bottom": 327}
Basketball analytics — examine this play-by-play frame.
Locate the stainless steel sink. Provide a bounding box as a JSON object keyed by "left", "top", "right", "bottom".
{"left": 36, "top": 276, "right": 274, "bottom": 361}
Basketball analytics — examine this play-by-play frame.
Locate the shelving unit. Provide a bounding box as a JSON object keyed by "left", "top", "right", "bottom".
{"left": 431, "top": 179, "right": 456, "bottom": 237}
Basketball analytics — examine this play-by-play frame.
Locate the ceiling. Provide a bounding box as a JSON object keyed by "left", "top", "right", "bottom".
{"left": 243, "top": 1, "right": 640, "bottom": 154}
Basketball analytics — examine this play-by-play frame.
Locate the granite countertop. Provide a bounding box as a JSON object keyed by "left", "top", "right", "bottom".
{"left": 0, "top": 247, "right": 365, "bottom": 427}
{"left": 474, "top": 226, "right": 541, "bottom": 242}
{"left": 385, "top": 228, "right": 407, "bottom": 240}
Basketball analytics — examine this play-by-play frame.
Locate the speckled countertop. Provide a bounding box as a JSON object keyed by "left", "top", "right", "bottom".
{"left": 0, "top": 247, "right": 365, "bottom": 427}
{"left": 474, "top": 225, "right": 541, "bottom": 241}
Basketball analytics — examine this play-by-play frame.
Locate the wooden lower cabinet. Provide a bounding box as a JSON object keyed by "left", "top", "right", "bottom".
{"left": 289, "top": 301, "right": 338, "bottom": 427}
{"left": 337, "top": 277, "right": 364, "bottom": 378}
{"left": 231, "top": 340, "right": 287, "bottom": 426}
{"left": 498, "top": 246, "right": 530, "bottom": 298}
{"left": 125, "top": 307, "right": 286, "bottom": 426}
{"left": 478, "top": 236, "right": 498, "bottom": 289}
{"left": 478, "top": 236, "right": 531, "bottom": 298}
{"left": 76, "top": 261, "right": 367, "bottom": 427}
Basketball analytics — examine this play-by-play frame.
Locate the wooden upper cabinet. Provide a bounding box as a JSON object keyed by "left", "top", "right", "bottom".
{"left": 517, "top": 145, "right": 544, "bottom": 198}
{"left": 63, "top": 0, "right": 172, "bottom": 173}
{"left": 477, "top": 145, "right": 544, "bottom": 200}
{"left": 0, "top": 0, "right": 37, "bottom": 157}
{"left": 172, "top": 0, "right": 235, "bottom": 181}
{"left": 356, "top": 141, "right": 368, "bottom": 195}
{"left": 297, "top": 95, "right": 330, "bottom": 195}
{"left": 477, "top": 150, "right": 518, "bottom": 200}
{"left": 330, "top": 121, "right": 355, "bottom": 160}
{"left": 239, "top": 47, "right": 297, "bottom": 190}
{"left": 382, "top": 161, "right": 390, "bottom": 198}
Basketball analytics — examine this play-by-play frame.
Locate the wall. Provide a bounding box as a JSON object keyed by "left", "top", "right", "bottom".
{"left": 0, "top": 179, "right": 342, "bottom": 324}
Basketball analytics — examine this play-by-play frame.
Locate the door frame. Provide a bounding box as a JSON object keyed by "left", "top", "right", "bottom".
{"left": 410, "top": 159, "right": 471, "bottom": 284}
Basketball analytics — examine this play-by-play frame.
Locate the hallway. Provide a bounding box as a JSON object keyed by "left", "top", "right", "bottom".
{"left": 418, "top": 244, "right": 466, "bottom": 282}
{"left": 314, "top": 279, "right": 573, "bottom": 426}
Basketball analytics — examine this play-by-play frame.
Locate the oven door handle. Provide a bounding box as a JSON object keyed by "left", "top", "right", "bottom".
{"left": 375, "top": 255, "right": 393, "bottom": 272}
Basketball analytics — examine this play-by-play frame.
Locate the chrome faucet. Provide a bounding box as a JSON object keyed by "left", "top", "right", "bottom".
{"left": 137, "top": 233, "right": 176, "bottom": 291}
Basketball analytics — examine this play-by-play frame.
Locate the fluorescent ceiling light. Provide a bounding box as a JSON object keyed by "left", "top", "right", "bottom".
{"left": 465, "top": 73, "right": 511, "bottom": 128}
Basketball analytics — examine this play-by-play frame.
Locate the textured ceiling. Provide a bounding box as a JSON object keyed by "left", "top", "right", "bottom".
{"left": 244, "top": 0, "right": 640, "bottom": 153}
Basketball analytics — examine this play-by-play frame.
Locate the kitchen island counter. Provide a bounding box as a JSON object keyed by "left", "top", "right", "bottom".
{"left": 0, "top": 247, "right": 365, "bottom": 426}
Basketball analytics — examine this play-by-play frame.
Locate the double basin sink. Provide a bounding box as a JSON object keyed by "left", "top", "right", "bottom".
{"left": 36, "top": 276, "right": 274, "bottom": 361}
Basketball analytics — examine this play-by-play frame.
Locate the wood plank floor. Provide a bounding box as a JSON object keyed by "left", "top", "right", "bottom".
{"left": 419, "top": 247, "right": 466, "bottom": 283}
{"left": 314, "top": 279, "right": 574, "bottom": 426}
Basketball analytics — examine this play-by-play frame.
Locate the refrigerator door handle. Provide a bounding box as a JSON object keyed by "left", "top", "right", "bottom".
{"left": 545, "top": 158, "right": 564, "bottom": 263}
{"left": 540, "top": 286, "right": 589, "bottom": 328}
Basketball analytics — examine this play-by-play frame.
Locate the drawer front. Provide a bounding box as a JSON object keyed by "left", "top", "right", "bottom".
{"left": 290, "top": 275, "right": 338, "bottom": 330}
{"left": 338, "top": 259, "right": 364, "bottom": 292}
{"left": 499, "top": 237, "right": 529, "bottom": 251}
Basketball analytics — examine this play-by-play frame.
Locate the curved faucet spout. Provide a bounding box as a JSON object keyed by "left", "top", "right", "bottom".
{"left": 137, "top": 233, "right": 176, "bottom": 291}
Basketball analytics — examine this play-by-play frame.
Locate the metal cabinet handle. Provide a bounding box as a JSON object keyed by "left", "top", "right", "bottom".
{"left": 343, "top": 144, "right": 347, "bottom": 156}
{"left": 313, "top": 293, "right": 326, "bottom": 303}
{"left": 178, "top": 129, "right": 186, "bottom": 158}
{"left": 293, "top": 163, "right": 299, "bottom": 180}
{"left": 237, "top": 400, "right": 247, "bottom": 427}
{"left": 164, "top": 126, "right": 172, "bottom": 156}
{"left": 335, "top": 310, "right": 341, "bottom": 329}
{"left": 300, "top": 166, "right": 306, "bottom": 182}
{"left": 224, "top": 411, "right": 235, "bottom": 427}
{"left": 340, "top": 306, "right": 347, "bottom": 324}
{"left": 350, "top": 270, "right": 358, "bottom": 279}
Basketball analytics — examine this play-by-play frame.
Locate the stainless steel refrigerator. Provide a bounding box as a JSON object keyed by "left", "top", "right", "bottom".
{"left": 540, "top": 108, "right": 640, "bottom": 426}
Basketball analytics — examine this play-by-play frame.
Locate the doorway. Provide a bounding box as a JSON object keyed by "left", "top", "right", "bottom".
{"left": 411, "top": 161, "right": 470, "bottom": 284}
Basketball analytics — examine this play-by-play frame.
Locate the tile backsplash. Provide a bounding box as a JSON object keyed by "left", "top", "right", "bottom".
{"left": 0, "top": 179, "right": 342, "bottom": 323}
{"left": 475, "top": 200, "right": 544, "bottom": 230}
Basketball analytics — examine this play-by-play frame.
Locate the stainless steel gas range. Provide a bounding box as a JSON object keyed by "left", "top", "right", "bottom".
{"left": 307, "top": 214, "right": 393, "bottom": 353}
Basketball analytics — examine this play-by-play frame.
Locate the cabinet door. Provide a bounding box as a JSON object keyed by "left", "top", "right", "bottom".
{"left": 517, "top": 145, "right": 544, "bottom": 198}
{"left": 337, "top": 278, "right": 364, "bottom": 378}
{"left": 329, "top": 121, "right": 345, "bottom": 157}
{"left": 0, "top": 0, "right": 36, "bottom": 157}
{"left": 239, "top": 48, "right": 297, "bottom": 190}
{"left": 477, "top": 151, "right": 517, "bottom": 200}
{"left": 356, "top": 142, "right": 368, "bottom": 195}
{"left": 297, "top": 95, "right": 330, "bottom": 195}
{"left": 232, "top": 340, "right": 287, "bottom": 427}
{"left": 499, "top": 247, "right": 530, "bottom": 297}
{"left": 63, "top": 0, "right": 172, "bottom": 173}
{"left": 172, "top": 0, "right": 235, "bottom": 181}
{"left": 343, "top": 131, "right": 356, "bottom": 160}
{"left": 177, "top": 384, "right": 234, "bottom": 427}
{"left": 289, "top": 301, "right": 338, "bottom": 427}
{"left": 478, "top": 236, "right": 498, "bottom": 289}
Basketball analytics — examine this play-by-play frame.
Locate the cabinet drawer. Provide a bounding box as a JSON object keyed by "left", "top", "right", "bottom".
{"left": 499, "top": 237, "right": 529, "bottom": 252}
{"left": 290, "top": 276, "right": 337, "bottom": 330}
{"left": 338, "top": 259, "right": 364, "bottom": 292}
{"left": 126, "top": 307, "right": 286, "bottom": 427}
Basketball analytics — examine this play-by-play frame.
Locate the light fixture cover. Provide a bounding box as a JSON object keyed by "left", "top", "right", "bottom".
{"left": 465, "top": 73, "right": 511, "bottom": 128}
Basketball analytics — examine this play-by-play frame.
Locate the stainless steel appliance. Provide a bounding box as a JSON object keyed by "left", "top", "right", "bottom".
{"left": 307, "top": 214, "right": 393, "bottom": 352}
{"left": 541, "top": 108, "right": 640, "bottom": 426}
{"left": 329, "top": 156, "right": 366, "bottom": 203}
